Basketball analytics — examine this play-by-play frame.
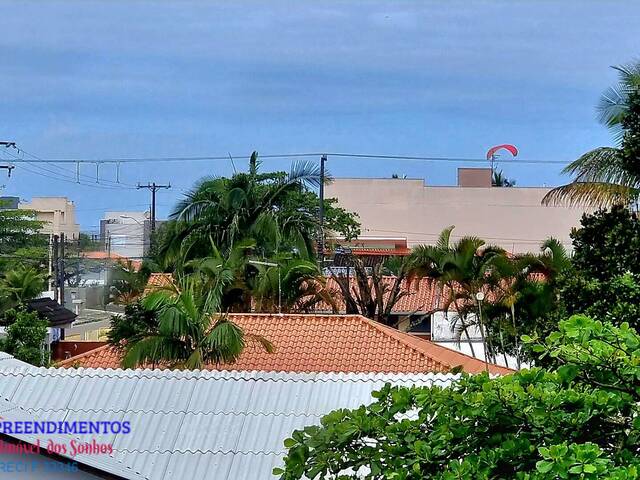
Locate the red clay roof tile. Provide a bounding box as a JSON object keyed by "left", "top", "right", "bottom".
{"left": 57, "top": 313, "right": 511, "bottom": 375}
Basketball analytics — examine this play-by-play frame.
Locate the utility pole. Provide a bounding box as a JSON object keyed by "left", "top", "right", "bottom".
{"left": 52, "top": 235, "right": 59, "bottom": 302}
{"left": 318, "top": 155, "right": 326, "bottom": 269}
{"left": 1, "top": 142, "right": 16, "bottom": 178}
{"left": 48, "top": 234, "right": 53, "bottom": 292}
{"left": 59, "top": 233, "right": 65, "bottom": 308}
{"left": 137, "top": 182, "right": 171, "bottom": 234}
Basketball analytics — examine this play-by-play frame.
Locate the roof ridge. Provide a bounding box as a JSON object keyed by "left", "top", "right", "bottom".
{"left": 357, "top": 316, "right": 512, "bottom": 374}
{"left": 56, "top": 343, "right": 113, "bottom": 367}
{"left": 0, "top": 368, "right": 460, "bottom": 382}
{"left": 356, "top": 316, "right": 449, "bottom": 370}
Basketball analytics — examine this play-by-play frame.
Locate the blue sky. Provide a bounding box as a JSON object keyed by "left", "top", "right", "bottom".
{"left": 1, "top": 0, "right": 639, "bottom": 230}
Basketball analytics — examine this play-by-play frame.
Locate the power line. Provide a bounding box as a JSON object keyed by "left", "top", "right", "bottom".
{"left": 1, "top": 151, "right": 572, "bottom": 165}
{"left": 12, "top": 163, "right": 137, "bottom": 191}
{"left": 9, "top": 148, "right": 139, "bottom": 189}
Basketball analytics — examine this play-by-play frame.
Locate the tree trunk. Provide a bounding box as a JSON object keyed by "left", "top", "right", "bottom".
{"left": 511, "top": 303, "right": 521, "bottom": 370}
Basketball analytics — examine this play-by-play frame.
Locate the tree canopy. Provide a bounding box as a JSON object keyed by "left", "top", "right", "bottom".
{"left": 276, "top": 316, "right": 640, "bottom": 479}
{"left": 0, "top": 309, "right": 49, "bottom": 366}
{"left": 152, "top": 152, "right": 359, "bottom": 271}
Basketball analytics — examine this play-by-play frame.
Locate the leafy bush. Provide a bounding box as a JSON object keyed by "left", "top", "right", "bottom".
{"left": 276, "top": 316, "right": 640, "bottom": 479}
{"left": 559, "top": 272, "right": 640, "bottom": 330}
{"left": 0, "top": 309, "right": 49, "bottom": 366}
{"left": 571, "top": 206, "right": 640, "bottom": 281}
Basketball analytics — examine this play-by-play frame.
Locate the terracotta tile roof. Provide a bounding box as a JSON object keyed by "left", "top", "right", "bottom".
{"left": 317, "top": 276, "right": 443, "bottom": 314}
{"left": 82, "top": 251, "right": 142, "bottom": 270}
{"left": 144, "top": 273, "right": 442, "bottom": 314}
{"left": 143, "top": 272, "right": 175, "bottom": 295}
{"left": 145, "top": 273, "right": 545, "bottom": 315}
{"left": 57, "top": 313, "right": 511, "bottom": 375}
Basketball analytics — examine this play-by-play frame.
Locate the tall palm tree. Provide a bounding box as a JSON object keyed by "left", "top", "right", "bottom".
{"left": 158, "top": 152, "right": 323, "bottom": 267}
{"left": 543, "top": 62, "right": 640, "bottom": 207}
{"left": 407, "top": 227, "right": 505, "bottom": 360}
{"left": 122, "top": 275, "right": 273, "bottom": 370}
{"left": 488, "top": 238, "right": 570, "bottom": 368}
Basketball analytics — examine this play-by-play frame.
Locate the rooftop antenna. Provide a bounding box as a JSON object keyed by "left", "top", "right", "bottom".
{"left": 486, "top": 144, "right": 518, "bottom": 176}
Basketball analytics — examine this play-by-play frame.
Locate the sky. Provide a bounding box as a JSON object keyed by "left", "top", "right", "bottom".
{"left": 1, "top": 0, "right": 639, "bottom": 230}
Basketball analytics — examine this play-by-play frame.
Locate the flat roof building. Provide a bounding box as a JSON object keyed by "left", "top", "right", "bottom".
{"left": 18, "top": 196, "right": 80, "bottom": 240}
{"left": 325, "top": 170, "right": 591, "bottom": 253}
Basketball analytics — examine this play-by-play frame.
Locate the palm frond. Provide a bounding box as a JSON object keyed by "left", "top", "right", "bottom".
{"left": 597, "top": 61, "right": 640, "bottom": 140}
{"left": 202, "top": 318, "right": 245, "bottom": 364}
{"left": 542, "top": 181, "right": 637, "bottom": 207}
{"left": 287, "top": 159, "right": 325, "bottom": 189}
{"left": 436, "top": 225, "right": 455, "bottom": 250}
{"left": 562, "top": 147, "right": 635, "bottom": 185}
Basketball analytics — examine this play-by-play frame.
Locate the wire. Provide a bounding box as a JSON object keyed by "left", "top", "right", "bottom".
{"left": 363, "top": 227, "right": 573, "bottom": 245}
{"left": 10, "top": 148, "right": 139, "bottom": 189}
{"left": 12, "top": 163, "right": 137, "bottom": 191}
{"left": 2, "top": 151, "right": 571, "bottom": 165}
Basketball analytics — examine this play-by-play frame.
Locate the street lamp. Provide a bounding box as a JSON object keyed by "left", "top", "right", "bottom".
{"left": 475, "top": 291, "right": 489, "bottom": 372}
{"left": 248, "top": 260, "right": 281, "bottom": 314}
{"left": 119, "top": 215, "right": 149, "bottom": 254}
{"left": 119, "top": 215, "right": 143, "bottom": 225}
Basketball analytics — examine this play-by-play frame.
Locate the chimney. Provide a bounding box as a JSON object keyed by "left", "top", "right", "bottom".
{"left": 458, "top": 168, "right": 492, "bottom": 188}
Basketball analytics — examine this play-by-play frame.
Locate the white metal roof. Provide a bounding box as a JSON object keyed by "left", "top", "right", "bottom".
{"left": 0, "top": 360, "right": 459, "bottom": 480}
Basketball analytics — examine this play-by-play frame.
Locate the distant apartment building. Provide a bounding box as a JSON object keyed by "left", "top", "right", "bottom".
{"left": 100, "top": 211, "right": 151, "bottom": 259}
{"left": 18, "top": 197, "right": 80, "bottom": 239}
{"left": 325, "top": 168, "right": 592, "bottom": 254}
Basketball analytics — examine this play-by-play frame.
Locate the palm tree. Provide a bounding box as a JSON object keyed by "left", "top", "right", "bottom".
{"left": 0, "top": 266, "right": 46, "bottom": 313}
{"left": 328, "top": 255, "right": 408, "bottom": 324}
{"left": 486, "top": 237, "right": 570, "bottom": 368}
{"left": 122, "top": 275, "right": 273, "bottom": 370}
{"left": 109, "top": 260, "right": 150, "bottom": 305}
{"left": 492, "top": 170, "right": 516, "bottom": 187}
{"left": 543, "top": 62, "right": 640, "bottom": 207}
{"left": 157, "top": 152, "right": 323, "bottom": 268}
{"left": 407, "top": 227, "right": 506, "bottom": 360}
{"left": 252, "top": 256, "right": 335, "bottom": 314}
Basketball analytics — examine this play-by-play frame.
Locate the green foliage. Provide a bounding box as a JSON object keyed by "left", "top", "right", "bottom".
{"left": 330, "top": 255, "right": 407, "bottom": 324}
{"left": 277, "top": 316, "right": 640, "bottom": 479}
{"left": 571, "top": 206, "right": 640, "bottom": 280}
{"left": 559, "top": 272, "right": 640, "bottom": 330}
{"left": 0, "top": 206, "right": 47, "bottom": 270}
{"left": 620, "top": 87, "right": 640, "bottom": 178}
{"left": 108, "top": 260, "right": 151, "bottom": 304}
{"left": 120, "top": 275, "right": 273, "bottom": 369}
{"left": 543, "top": 62, "right": 640, "bottom": 207}
{"left": 407, "top": 227, "right": 506, "bottom": 355}
{"left": 492, "top": 169, "right": 516, "bottom": 187}
{"left": 0, "top": 309, "right": 49, "bottom": 366}
{"left": 0, "top": 265, "right": 46, "bottom": 316}
{"left": 107, "top": 302, "right": 159, "bottom": 350}
{"left": 154, "top": 152, "right": 360, "bottom": 270}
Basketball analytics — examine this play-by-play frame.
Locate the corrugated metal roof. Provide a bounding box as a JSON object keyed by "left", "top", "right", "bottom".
{"left": 0, "top": 362, "right": 459, "bottom": 480}
{"left": 0, "top": 351, "right": 34, "bottom": 370}
{"left": 0, "top": 388, "right": 147, "bottom": 479}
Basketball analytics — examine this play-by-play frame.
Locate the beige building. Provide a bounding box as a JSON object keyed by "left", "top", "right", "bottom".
{"left": 326, "top": 169, "right": 591, "bottom": 254}
{"left": 19, "top": 197, "right": 80, "bottom": 239}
